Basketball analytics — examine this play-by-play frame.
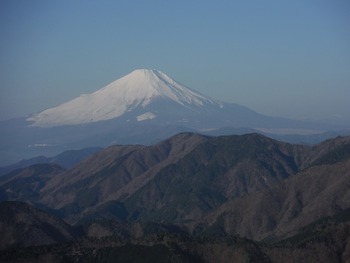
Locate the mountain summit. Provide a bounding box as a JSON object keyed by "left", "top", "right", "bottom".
{"left": 27, "top": 69, "right": 222, "bottom": 127}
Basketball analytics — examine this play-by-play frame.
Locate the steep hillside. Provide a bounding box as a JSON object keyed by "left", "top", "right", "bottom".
{"left": 0, "top": 201, "right": 80, "bottom": 250}
{"left": 22, "top": 133, "right": 306, "bottom": 224}
{"left": 39, "top": 133, "right": 209, "bottom": 220}
{"left": 121, "top": 134, "right": 305, "bottom": 224}
{"left": 0, "top": 163, "right": 65, "bottom": 202}
{"left": 0, "top": 209, "right": 349, "bottom": 263}
{"left": 0, "top": 133, "right": 350, "bottom": 262}
{"left": 195, "top": 157, "right": 350, "bottom": 240}
{"left": 1, "top": 133, "right": 349, "bottom": 242}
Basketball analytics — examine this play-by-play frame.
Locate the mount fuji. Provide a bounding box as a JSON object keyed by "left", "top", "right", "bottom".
{"left": 27, "top": 69, "right": 222, "bottom": 127}
{"left": 25, "top": 69, "right": 299, "bottom": 130}
{"left": 0, "top": 69, "right": 342, "bottom": 165}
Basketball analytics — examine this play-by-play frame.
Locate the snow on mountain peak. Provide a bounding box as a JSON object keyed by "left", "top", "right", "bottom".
{"left": 100, "top": 69, "right": 216, "bottom": 106}
{"left": 27, "top": 69, "right": 222, "bottom": 127}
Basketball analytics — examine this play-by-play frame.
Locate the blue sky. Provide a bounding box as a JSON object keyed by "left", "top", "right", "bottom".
{"left": 1, "top": 0, "right": 349, "bottom": 123}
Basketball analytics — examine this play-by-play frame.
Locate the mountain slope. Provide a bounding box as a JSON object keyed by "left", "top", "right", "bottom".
{"left": 1, "top": 134, "right": 350, "bottom": 262}
{"left": 1, "top": 133, "right": 349, "bottom": 242}
{"left": 0, "top": 201, "right": 80, "bottom": 250}
{"left": 121, "top": 134, "right": 306, "bottom": 224}
{"left": 0, "top": 208, "right": 349, "bottom": 263}
{"left": 188, "top": 135, "right": 350, "bottom": 240}
{"left": 39, "top": 133, "right": 209, "bottom": 220}
{"left": 0, "top": 133, "right": 306, "bottom": 223}
{"left": 196, "top": 157, "right": 350, "bottom": 241}
{"left": 0, "top": 163, "right": 65, "bottom": 202}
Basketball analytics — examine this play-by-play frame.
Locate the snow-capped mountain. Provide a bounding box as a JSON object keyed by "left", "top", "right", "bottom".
{"left": 27, "top": 69, "right": 222, "bottom": 127}
{"left": 1, "top": 68, "right": 342, "bottom": 166}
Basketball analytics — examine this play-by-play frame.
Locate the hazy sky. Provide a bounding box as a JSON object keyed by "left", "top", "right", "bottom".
{"left": 1, "top": 0, "right": 349, "bottom": 123}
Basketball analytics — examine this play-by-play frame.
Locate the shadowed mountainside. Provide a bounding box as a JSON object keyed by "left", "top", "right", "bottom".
{"left": 0, "top": 133, "right": 350, "bottom": 262}
{"left": 1, "top": 133, "right": 349, "bottom": 241}
{"left": 0, "top": 201, "right": 80, "bottom": 250}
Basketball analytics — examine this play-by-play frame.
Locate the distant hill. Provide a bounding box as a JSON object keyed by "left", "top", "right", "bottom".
{"left": 0, "top": 147, "right": 101, "bottom": 176}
